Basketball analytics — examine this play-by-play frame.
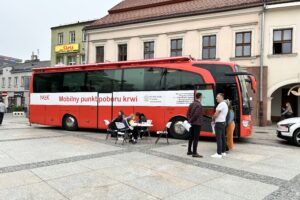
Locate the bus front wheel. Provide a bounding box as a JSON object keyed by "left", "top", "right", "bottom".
{"left": 170, "top": 117, "right": 190, "bottom": 139}
{"left": 63, "top": 115, "right": 78, "bottom": 131}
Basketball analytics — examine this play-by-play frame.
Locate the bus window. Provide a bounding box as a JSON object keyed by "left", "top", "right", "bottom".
{"left": 165, "top": 70, "right": 204, "bottom": 90}
{"left": 63, "top": 72, "right": 86, "bottom": 92}
{"left": 33, "top": 73, "right": 62, "bottom": 93}
{"left": 122, "top": 68, "right": 144, "bottom": 91}
{"left": 144, "top": 68, "right": 165, "bottom": 91}
{"left": 165, "top": 69, "right": 181, "bottom": 90}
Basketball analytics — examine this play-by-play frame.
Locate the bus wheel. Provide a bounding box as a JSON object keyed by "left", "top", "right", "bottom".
{"left": 293, "top": 129, "right": 300, "bottom": 147}
{"left": 170, "top": 117, "right": 190, "bottom": 139}
{"left": 63, "top": 115, "right": 78, "bottom": 131}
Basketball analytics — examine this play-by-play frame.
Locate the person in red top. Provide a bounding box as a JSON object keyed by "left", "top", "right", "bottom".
{"left": 186, "top": 93, "right": 203, "bottom": 158}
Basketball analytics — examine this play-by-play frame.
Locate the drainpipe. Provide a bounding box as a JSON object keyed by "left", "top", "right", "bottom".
{"left": 259, "top": 2, "right": 266, "bottom": 126}
{"left": 85, "top": 30, "right": 89, "bottom": 64}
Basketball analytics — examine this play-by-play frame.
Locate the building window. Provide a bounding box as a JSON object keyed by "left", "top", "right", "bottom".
{"left": 58, "top": 33, "right": 64, "bottom": 44}
{"left": 83, "top": 32, "right": 87, "bottom": 42}
{"left": 171, "top": 39, "right": 183, "bottom": 57}
{"left": 202, "top": 35, "right": 216, "bottom": 59}
{"left": 67, "top": 56, "right": 76, "bottom": 65}
{"left": 118, "top": 44, "right": 127, "bottom": 61}
{"left": 81, "top": 55, "right": 86, "bottom": 64}
{"left": 56, "top": 56, "right": 64, "bottom": 65}
{"left": 1, "top": 78, "right": 4, "bottom": 88}
{"left": 14, "top": 77, "right": 18, "bottom": 87}
{"left": 69, "top": 31, "right": 76, "bottom": 43}
{"left": 273, "top": 29, "right": 292, "bottom": 54}
{"left": 235, "top": 32, "right": 251, "bottom": 57}
{"left": 24, "top": 77, "right": 30, "bottom": 90}
{"left": 144, "top": 41, "right": 154, "bottom": 59}
{"left": 21, "top": 77, "right": 24, "bottom": 87}
{"left": 96, "top": 46, "right": 104, "bottom": 63}
{"left": 8, "top": 77, "right": 11, "bottom": 88}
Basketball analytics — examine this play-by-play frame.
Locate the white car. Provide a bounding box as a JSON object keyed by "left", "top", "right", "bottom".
{"left": 277, "top": 117, "right": 300, "bottom": 146}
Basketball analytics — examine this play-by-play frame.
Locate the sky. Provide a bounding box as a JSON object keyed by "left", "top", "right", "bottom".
{"left": 0, "top": 0, "right": 121, "bottom": 61}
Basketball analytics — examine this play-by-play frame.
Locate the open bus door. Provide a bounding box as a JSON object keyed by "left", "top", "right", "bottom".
{"left": 194, "top": 84, "right": 216, "bottom": 136}
{"left": 225, "top": 72, "right": 257, "bottom": 93}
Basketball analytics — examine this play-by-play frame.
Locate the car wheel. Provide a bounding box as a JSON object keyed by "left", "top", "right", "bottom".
{"left": 63, "top": 115, "right": 78, "bottom": 131}
{"left": 293, "top": 129, "right": 300, "bottom": 147}
{"left": 169, "top": 117, "right": 190, "bottom": 139}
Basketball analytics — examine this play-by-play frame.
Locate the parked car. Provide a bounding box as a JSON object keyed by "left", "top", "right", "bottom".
{"left": 277, "top": 117, "right": 300, "bottom": 146}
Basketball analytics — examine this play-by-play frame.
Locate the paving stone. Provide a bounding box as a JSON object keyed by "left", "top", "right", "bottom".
{"left": 203, "top": 175, "right": 278, "bottom": 200}
{"left": 124, "top": 173, "right": 196, "bottom": 199}
{"left": 72, "top": 183, "right": 158, "bottom": 200}
{"left": 0, "top": 170, "right": 41, "bottom": 190}
{"left": 0, "top": 182, "right": 67, "bottom": 200}
{"left": 76, "top": 156, "right": 130, "bottom": 170}
{"left": 47, "top": 171, "right": 118, "bottom": 199}
{"left": 165, "top": 185, "right": 245, "bottom": 200}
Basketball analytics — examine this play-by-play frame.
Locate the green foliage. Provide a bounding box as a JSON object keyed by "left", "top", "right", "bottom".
{"left": 12, "top": 106, "right": 24, "bottom": 112}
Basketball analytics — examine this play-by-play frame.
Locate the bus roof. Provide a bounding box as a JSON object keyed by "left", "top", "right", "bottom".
{"left": 32, "top": 57, "right": 235, "bottom": 73}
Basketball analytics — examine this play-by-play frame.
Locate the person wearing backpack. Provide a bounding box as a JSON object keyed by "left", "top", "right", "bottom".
{"left": 226, "top": 100, "right": 235, "bottom": 151}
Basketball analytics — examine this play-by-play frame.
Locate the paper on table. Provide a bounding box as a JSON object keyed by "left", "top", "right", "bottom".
{"left": 211, "top": 122, "right": 215, "bottom": 134}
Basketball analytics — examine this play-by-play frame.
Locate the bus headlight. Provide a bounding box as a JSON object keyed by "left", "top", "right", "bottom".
{"left": 242, "top": 120, "right": 250, "bottom": 128}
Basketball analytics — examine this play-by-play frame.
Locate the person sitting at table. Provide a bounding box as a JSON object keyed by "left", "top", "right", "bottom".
{"left": 135, "top": 112, "right": 148, "bottom": 138}
{"left": 109, "top": 110, "right": 125, "bottom": 131}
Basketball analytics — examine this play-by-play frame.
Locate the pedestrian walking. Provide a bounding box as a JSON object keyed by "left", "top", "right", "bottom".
{"left": 226, "top": 100, "right": 235, "bottom": 151}
{"left": 211, "top": 93, "right": 228, "bottom": 158}
{"left": 186, "top": 93, "right": 203, "bottom": 158}
{"left": 0, "top": 99, "right": 5, "bottom": 126}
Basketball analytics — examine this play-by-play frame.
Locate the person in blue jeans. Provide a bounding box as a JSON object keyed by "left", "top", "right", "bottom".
{"left": 211, "top": 93, "right": 228, "bottom": 158}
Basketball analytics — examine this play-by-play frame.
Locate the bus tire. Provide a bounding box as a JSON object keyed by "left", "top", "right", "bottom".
{"left": 169, "top": 117, "right": 190, "bottom": 139}
{"left": 63, "top": 115, "right": 78, "bottom": 131}
{"left": 293, "top": 129, "right": 300, "bottom": 147}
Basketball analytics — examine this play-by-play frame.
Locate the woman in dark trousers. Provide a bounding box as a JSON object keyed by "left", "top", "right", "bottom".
{"left": 186, "top": 93, "right": 203, "bottom": 158}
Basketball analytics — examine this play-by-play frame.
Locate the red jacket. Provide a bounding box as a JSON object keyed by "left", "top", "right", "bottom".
{"left": 187, "top": 100, "right": 203, "bottom": 126}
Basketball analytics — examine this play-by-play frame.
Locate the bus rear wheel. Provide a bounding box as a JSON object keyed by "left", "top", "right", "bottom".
{"left": 169, "top": 117, "right": 190, "bottom": 139}
{"left": 63, "top": 115, "right": 78, "bottom": 131}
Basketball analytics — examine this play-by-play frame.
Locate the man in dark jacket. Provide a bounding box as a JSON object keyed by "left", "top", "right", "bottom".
{"left": 187, "top": 93, "right": 203, "bottom": 158}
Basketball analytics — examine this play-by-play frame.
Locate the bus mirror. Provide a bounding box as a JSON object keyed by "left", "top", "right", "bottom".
{"left": 249, "top": 75, "right": 257, "bottom": 93}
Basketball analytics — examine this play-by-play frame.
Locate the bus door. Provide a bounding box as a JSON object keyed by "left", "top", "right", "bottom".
{"left": 194, "top": 84, "right": 216, "bottom": 135}
{"left": 97, "top": 93, "right": 114, "bottom": 129}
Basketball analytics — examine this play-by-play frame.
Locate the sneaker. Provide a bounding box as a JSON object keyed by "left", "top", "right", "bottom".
{"left": 192, "top": 154, "right": 203, "bottom": 158}
{"left": 222, "top": 153, "right": 227, "bottom": 157}
{"left": 211, "top": 153, "right": 222, "bottom": 158}
{"left": 187, "top": 151, "right": 193, "bottom": 155}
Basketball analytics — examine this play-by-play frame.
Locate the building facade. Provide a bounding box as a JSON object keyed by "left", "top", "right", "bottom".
{"left": 51, "top": 20, "right": 95, "bottom": 66}
{"left": 84, "top": 0, "right": 299, "bottom": 125}
{"left": 264, "top": 1, "right": 300, "bottom": 123}
{"left": 0, "top": 60, "right": 50, "bottom": 112}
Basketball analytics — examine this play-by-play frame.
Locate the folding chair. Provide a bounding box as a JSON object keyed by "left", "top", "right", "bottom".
{"left": 115, "top": 122, "right": 131, "bottom": 145}
{"left": 104, "top": 120, "right": 118, "bottom": 140}
{"left": 137, "top": 120, "right": 152, "bottom": 138}
{"left": 155, "top": 122, "right": 172, "bottom": 144}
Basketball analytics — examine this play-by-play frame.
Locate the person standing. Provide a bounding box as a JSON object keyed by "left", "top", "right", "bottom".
{"left": 211, "top": 93, "right": 228, "bottom": 158}
{"left": 0, "top": 99, "right": 5, "bottom": 126}
{"left": 226, "top": 100, "right": 235, "bottom": 151}
{"left": 187, "top": 93, "right": 203, "bottom": 158}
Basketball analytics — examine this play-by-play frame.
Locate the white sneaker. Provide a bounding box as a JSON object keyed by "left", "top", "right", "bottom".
{"left": 211, "top": 153, "right": 222, "bottom": 158}
{"left": 222, "top": 153, "right": 227, "bottom": 157}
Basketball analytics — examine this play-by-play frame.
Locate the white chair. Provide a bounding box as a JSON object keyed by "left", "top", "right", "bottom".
{"left": 115, "top": 122, "right": 131, "bottom": 145}
{"left": 104, "top": 120, "right": 118, "bottom": 140}
{"left": 155, "top": 122, "right": 172, "bottom": 144}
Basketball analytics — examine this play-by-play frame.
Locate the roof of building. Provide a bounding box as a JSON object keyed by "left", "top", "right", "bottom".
{"left": 0, "top": 60, "right": 51, "bottom": 75}
{"left": 0, "top": 55, "right": 22, "bottom": 66}
{"left": 51, "top": 19, "right": 96, "bottom": 30}
{"left": 86, "top": 0, "right": 296, "bottom": 30}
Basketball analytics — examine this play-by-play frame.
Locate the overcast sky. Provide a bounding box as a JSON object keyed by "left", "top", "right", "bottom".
{"left": 0, "top": 0, "right": 121, "bottom": 61}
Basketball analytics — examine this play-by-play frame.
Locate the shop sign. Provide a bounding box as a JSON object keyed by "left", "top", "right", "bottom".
{"left": 55, "top": 44, "right": 79, "bottom": 53}
{"left": 14, "top": 92, "right": 23, "bottom": 97}
{"left": 1, "top": 92, "right": 8, "bottom": 96}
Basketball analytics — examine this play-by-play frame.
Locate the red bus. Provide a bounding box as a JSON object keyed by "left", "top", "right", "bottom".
{"left": 29, "top": 57, "right": 256, "bottom": 139}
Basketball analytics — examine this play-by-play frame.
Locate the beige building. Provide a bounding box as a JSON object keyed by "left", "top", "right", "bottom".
{"left": 85, "top": 0, "right": 299, "bottom": 125}
{"left": 264, "top": 1, "right": 300, "bottom": 123}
